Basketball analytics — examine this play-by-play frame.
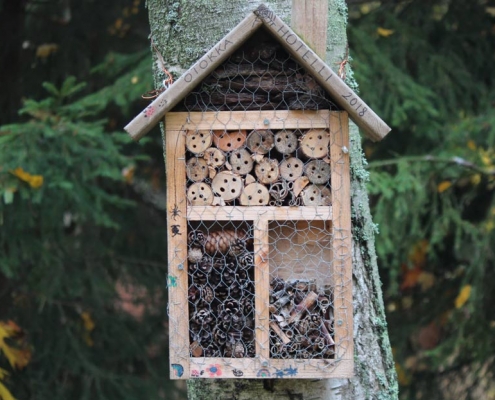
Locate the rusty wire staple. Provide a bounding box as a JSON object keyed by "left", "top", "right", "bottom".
{"left": 142, "top": 38, "right": 174, "bottom": 100}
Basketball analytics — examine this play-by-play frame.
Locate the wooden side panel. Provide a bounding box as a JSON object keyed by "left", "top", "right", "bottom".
{"left": 254, "top": 5, "right": 391, "bottom": 142}
{"left": 165, "top": 126, "right": 190, "bottom": 379}
{"left": 125, "top": 13, "right": 262, "bottom": 141}
{"left": 254, "top": 218, "right": 270, "bottom": 360}
{"left": 330, "top": 112, "right": 353, "bottom": 362}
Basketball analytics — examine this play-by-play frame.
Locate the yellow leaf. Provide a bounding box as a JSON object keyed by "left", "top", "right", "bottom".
{"left": 408, "top": 239, "right": 429, "bottom": 266}
{"left": 0, "top": 368, "right": 9, "bottom": 380}
{"left": 0, "top": 380, "right": 16, "bottom": 400}
{"left": 131, "top": 76, "right": 139, "bottom": 84}
{"left": 36, "top": 43, "right": 59, "bottom": 59}
{"left": 437, "top": 180, "right": 452, "bottom": 193}
{"left": 470, "top": 173, "right": 481, "bottom": 186}
{"left": 10, "top": 168, "right": 43, "bottom": 189}
{"left": 377, "top": 27, "right": 395, "bottom": 37}
{"left": 80, "top": 312, "right": 95, "bottom": 347}
{"left": 395, "top": 362, "right": 411, "bottom": 386}
{"left": 467, "top": 140, "right": 477, "bottom": 151}
{"left": 484, "top": 220, "right": 495, "bottom": 233}
{"left": 121, "top": 165, "right": 135, "bottom": 184}
{"left": 0, "top": 321, "right": 31, "bottom": 370}
{"left": 479, "top": 149, "right": 493, "bottom": 167}
{"left": 417, "top": 271, "right": 435, "bottom": 291}
{"left": 455, "top": 285, "right": 472, "bottom": 308}
{"left": 81, "top": 312, "right": 95, "bottom": 332}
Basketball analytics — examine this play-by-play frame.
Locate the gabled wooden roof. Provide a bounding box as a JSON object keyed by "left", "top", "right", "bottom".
{"left": 125, "top": 4, "right": 391, "bottom": 142}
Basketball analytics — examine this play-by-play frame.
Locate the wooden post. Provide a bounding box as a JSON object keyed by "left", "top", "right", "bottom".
{"left": 291, "top": 0, "right": 329, "bottom": 58}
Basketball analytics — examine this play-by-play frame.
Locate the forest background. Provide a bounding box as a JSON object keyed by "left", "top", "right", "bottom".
{"left": 0, "top": 0, "right": 494, "bottom": 399}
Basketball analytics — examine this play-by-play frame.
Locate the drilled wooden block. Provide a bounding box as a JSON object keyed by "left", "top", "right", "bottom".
{"left": 186, "top": 157, "right": 208, "bottom": 182}
{"left": 187, "top": 182, "right": 214, "bottom": 206}
{"left": 280, "top": 157, "right": 304, "bottom": 182}
{"left": 255, "top": 157, "right": 280, "bottom": 184}
{"left": 229, "top": 148, "right": 254, "bottom": 175}
{"left": 203, "top": 147, "right": 226, "bottom": 167}
{"left": 300, "top": 129, "right": 330, "bottom": 159}
{"left": 304, "top": 160, "right": 331, "bottom": 184}
{"left": 247, "top": 129, "right": 275, "bottom": 154}
{"left": 211, "top": 171, "right": 243, "bottom": 201}
{"left": 301, "top": 184, "right": 332, "bottom": 206}
{"left": 239, "top": 182, "right": 270, "bottom": 206}
{"left": 212, "top": 130, "right": 246, "bottom": 151}
{"left": 274, "top": 130, "right": 298, "bottom": 155}
{"left": 186, "top": 130, "right": 212, "bottom": 154}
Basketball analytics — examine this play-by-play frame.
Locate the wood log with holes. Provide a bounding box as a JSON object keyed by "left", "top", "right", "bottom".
{"left": 301, "top": 184, "right": 332, "bottom": 206}
{"left": 274, "top": 130, "right": 298, "bottom": 155}
{"left": 299, "top": 129, "right": 330, "bottom": 159}
{"left": 187, "top": 182, "right": 214, "bottom": 206}
{"left": 304, "top": 159, "right": 331, "bottom": 184}
{"left": 203, "top": 147, "right": 226, "bottom": 168}
{"left": 254, "top": 157, "right": 279, "bottom": 184}
{"left": 279, "top": 157, "right": 303, "bottom": 182}
{"left": 212, "top": 130, "right": 246, "bottom": 151}
{"left": 186, "top": 130, "right": 212, "bottom": 154}
{"left": 186, "top": 157, "right": 209, "bottom": 182}
{"left": 229, "top": 148, "right": 254, "bottom": 175}
{"left": 246, "top": 129, "right": 274, "bottom": 154}
{"left": 211, "top": 171, "right": 243, "bottom": 201}
{"left": 239, "top": 182, "right": 270, "bottom": 206}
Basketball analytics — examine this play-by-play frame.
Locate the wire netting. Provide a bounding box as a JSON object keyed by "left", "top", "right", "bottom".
{"left": 168, "top": 27, "right": 351, "bottom": 377}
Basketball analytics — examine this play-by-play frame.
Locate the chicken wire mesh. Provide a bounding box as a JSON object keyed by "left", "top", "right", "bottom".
{"left": 166, "top": 28, "right": 352, "bottom": 378}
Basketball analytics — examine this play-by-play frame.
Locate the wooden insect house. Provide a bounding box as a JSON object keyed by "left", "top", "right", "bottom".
{"left": 126, "top": 5, "right": 390, "bottom": 380}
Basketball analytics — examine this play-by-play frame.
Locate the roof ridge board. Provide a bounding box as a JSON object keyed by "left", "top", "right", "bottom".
{"left": 125, "top": 4, "right": 391, "bottom": 142}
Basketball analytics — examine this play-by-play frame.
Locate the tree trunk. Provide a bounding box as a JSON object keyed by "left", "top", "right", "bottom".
{"left": 146, "top": 1, "right": 398, "bottom": 398}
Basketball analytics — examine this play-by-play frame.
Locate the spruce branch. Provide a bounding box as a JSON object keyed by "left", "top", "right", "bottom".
{"left": 367, "top": 155, "right": 495, "bottom": 176}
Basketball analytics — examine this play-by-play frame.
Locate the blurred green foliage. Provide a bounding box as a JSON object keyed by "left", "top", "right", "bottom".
{"left": 349, "top": 0, "right": 495, "bottom": 397}
{"left": 1, "top": 0, "right": 494, "bottom": 399}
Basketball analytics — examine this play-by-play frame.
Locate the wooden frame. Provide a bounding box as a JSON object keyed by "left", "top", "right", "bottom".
{"left": 165, "top": 110, "right": 353, "bottom": 379}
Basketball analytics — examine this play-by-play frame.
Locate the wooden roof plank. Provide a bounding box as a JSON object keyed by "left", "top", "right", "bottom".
{"left": 125, "top": 4, "right": 391, "bottom": 142}
{"left": 254, "top": 4, "right": 391, "bottom": 141}
{"left": 125, "top": 12, "right": 262, "bottom": 141}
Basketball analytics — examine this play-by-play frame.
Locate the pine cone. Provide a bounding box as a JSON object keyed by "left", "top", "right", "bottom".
{"left": 200, "top": 285, "right": 215, "bottom": 303}
{"left": 228, "top": 238, "right": 247, "bottom": 257}
{"left": 237, "top": 251, "right": 254, "bottom": 270}
{"left": 204, "top": 229, "right": 249, "bottom": 255}
{"left": 188, "top": 230, "right": 206, "bottom": 247}
{"left": 233, "top": 341, "right": 245, "bottom": 358}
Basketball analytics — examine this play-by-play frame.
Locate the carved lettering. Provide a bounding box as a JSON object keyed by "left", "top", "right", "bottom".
{"left": 285, "top": 34, "right": 297, "bottom": 45}
{"left": 207, "top": 53, "right": 217, "bottom": 63}
{"left": 277, "top": 24, "right": 290, "bottom": 39}
{"left": 184, "top": 73, "right": 193, "bottom": 83}
{"left": 199, "top": 60, "right": 208, "bottom": 69}
{"left": 302, "top": 50, "right": 311, "bottom": 62}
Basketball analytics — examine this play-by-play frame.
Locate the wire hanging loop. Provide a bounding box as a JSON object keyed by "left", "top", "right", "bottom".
{"left": 336, "top": 43, "right": 349, "bottom": 81}
{"left": 142, "top": 37, "right": 174, "bottom": 100}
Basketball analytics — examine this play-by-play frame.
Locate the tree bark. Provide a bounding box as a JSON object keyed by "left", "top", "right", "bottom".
{"left": 146, "top": 1, "right": 398, "bottom": 398}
